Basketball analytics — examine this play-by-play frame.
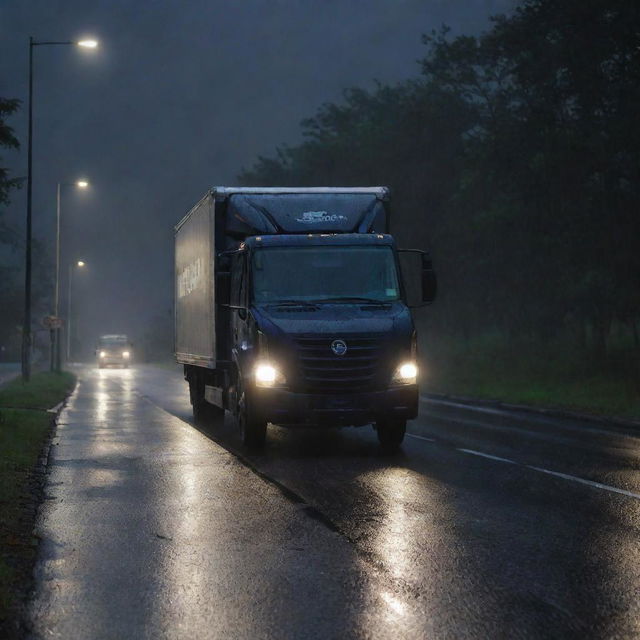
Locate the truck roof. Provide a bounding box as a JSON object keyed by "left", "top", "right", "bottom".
{"left": 243, "top": 233, "right": 394, "bottom": 249}
{"left": 175, "top": 187, "right": 390, "bottom": 247}
{"left": 212, "top": 186, "right": 389, "bottom": 200}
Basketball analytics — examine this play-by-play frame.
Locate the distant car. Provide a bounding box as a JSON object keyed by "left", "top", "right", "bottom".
{"left": 96, "top": 334, "right": 132, "bottom": 368}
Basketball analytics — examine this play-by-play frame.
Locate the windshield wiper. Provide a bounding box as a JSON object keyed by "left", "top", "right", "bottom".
{"left": 311, "top": 297, "right": 389, "bottom": 304}
{"left": 269, "top": 299, "right": 319, "bottom": 306}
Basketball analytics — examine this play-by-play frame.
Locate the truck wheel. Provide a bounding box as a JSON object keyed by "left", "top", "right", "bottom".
{"left": 237, "top": 379, "right": 266, "bottom": 449}
{"left": 376, "top": 418, "right": 406, "bottom": 452}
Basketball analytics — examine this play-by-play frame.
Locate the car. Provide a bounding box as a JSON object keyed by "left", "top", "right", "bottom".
{"left": 96, "top": 334, "right": 132, "bottom": 368}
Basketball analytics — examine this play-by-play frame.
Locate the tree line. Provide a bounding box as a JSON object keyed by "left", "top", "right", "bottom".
{"left": 239, "top": 0, "right": 640, "bottom": 367}
{"left": 0, "top": 98, "right": 52, "bottom": 361}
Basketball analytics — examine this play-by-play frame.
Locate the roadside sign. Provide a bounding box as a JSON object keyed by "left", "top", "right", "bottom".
{"left": 42, "top": 316, "right": 62, "bottom": 329}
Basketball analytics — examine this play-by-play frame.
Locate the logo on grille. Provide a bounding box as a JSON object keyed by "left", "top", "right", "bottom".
{"left": 331, "top": 339, "right": 347, "bottom": 356}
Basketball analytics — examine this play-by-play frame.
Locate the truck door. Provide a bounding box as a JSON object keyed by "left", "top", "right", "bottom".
{"left": 230, "top": 251, "right": 249, "bottom": 366}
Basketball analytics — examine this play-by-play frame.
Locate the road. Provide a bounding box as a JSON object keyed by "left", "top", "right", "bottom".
{"left": 30, "top": 364, "right": 640, "bottom": 639}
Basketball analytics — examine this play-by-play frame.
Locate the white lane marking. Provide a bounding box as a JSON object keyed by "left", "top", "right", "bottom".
{"left": 457, "top": 448, "right": 517, "bottom": 464}
{"left": 406, "top": 433, "right": 435, "bottom": 442}
{"left": 420, "top": 395, "right": 640, "bottom": 440}
{"left": 421, "top": 396, "right": 509, "bottom": 417}
{"left": 526, "top": 465, "right": 640, "bottom": 500}
{"left": 404, "top": 427, "right": 640, "bottom": 502}
{"left": 458, "top": 448, "right": 640, "bottom": 501}
{"left": 423, "top": 411, "right": 579, "bottom": 447}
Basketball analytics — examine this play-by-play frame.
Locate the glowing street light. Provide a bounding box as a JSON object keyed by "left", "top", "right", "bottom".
{"left": 53, "top": 179, "right": 90, "bottom": 371}
{"left": 22, "top": 35, "right": 100, "bottom": 381}
{"left": 67, "top": 260, "right": 88, "bottom": 362}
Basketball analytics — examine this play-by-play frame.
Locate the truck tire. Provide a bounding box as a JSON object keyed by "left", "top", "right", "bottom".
{"left": 236, "top": 378, "right": 267, "bottom": 449}
{"left": 376, "top": 418, "right": 406, "bottom": 452}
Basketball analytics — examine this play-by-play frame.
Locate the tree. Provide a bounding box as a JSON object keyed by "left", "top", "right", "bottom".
{"left": 0, "top": 97, "right": 22, "bottom": 246}
{"left": 0, "top": 97, "right": 23, "bottom": 360}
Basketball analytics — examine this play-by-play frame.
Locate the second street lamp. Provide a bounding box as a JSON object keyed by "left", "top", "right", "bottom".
{"left": 22, "top": 36, "right": 99, "bottom": 381}
{"left": 53, "top": 179, "right": 89, "bottom": 371}
{"left": 66, "top": 260, "right": 86, "bottom": 363}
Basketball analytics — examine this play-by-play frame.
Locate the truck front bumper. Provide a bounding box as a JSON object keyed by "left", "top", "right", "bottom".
{"left": 256, "top": 385, "right": 418, "bottom": 427}
{"left": 98, "top": 356, "right": 129, "bottom": 367}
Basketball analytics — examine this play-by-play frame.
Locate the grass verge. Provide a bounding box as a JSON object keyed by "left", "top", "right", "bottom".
{"left": 0, "top": 371, "right": 75, "bottom": 638}
{"left": 424, "top": 339, "right": 640, "bottom": 421}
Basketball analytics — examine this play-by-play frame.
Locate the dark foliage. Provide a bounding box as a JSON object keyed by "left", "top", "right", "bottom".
{"left": 239, "top": 0, "right": 640, "bottom": 365}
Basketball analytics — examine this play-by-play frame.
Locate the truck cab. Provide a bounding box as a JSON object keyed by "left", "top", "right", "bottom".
{"left": 175, "top": 187, "right": 435, "bottom": 450}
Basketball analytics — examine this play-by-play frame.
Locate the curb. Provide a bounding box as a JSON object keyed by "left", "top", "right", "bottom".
{"left": 23, "top": 379, "right": 78, "bottom": 636}
{"left": 421, "top": 391, "right": 640, "bottom": 432}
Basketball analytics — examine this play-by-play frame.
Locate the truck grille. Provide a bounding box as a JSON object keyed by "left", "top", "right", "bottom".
{"left": 293, "top": 335, "right": 385, "bottom": 394}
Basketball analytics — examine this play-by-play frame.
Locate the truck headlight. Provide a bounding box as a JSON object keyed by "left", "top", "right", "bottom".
{"left": 255, "top": 362, "right": 286, "bottom": 388}
{"left": 99, "top": 351, "right": 106, "bottom": 358}
{"left": 392, "top": 361, "right": 417, "bottom": 385}
{"left": 122, "top": 351, "right": 130, "bottom": 358}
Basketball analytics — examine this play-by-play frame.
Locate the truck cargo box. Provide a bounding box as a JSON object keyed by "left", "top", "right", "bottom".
{"left": 175, "top": 194, "right": 215, "bottom": 366}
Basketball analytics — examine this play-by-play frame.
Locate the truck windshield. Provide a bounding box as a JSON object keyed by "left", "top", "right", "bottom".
{"left": 252, "top": 246, "right": 400, "bottom": 303}
{"left": 98, "top": 336, "right": 128, "bottom": 347}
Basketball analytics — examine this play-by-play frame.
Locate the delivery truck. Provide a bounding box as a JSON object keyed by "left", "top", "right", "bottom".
{"left": 175, "top": 187, "right": 435, "bottom": 450}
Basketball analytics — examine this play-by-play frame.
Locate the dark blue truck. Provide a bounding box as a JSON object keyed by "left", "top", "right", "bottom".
{"left": 174, "top": 187, "right": 435, "bottom": 450}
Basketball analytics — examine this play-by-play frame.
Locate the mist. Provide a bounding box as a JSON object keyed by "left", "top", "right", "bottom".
{"left": 1, "top": 0, "right": 513, "bottom": 361}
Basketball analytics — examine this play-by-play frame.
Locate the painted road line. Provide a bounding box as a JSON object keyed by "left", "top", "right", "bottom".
{"left": 457, "top": 448, "right": 517, "bottom": 464}
{"left": 406, "top": 434, "right": 435, "bottom": 443}
{"left": 420, "top": 395, "right": 640, "bottom": 440}
{"left": 526, "top": 465, "right": 640, "bottom": 501}
{"left": 458, "top": 447, "right": 640, "bottom": 501}
{"left": 424, "top": 411, "right": 580, "bottom": 447}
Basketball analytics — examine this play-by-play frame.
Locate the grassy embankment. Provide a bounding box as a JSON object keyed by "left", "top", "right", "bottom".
{"left": 424, "top": 336, "right": 640, "bottom": 421}
{"left": 0, "top": 371, "right": 75, "bottom": 636}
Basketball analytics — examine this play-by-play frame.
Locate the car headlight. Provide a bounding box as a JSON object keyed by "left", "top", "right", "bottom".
{"left": 122, "top": 351, "right": 130, "bottom": 358}
{"left": 99, "top": 351, "right": 106, "bottom": 358}
{"left": 255, "top": 362, "right": 286, "bottom": 388}
{"left": 392, "top": 361, "right": 418, "bottom": 385}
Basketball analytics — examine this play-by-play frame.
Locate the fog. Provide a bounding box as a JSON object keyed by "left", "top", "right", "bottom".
{"left": 1, "top": 0, "right": 513, "bottom": 360}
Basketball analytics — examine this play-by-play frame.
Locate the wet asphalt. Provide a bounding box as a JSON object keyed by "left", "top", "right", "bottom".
{"left": 30, "top": 364, "right": 640, "bottom": 639}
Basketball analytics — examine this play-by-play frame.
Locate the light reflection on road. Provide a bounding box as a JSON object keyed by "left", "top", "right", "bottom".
{"left": 359, "top": 466, "right": 440, "bottom": 629}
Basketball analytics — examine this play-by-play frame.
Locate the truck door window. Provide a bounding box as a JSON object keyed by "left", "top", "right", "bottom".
{"left": 230, "top": 254, "right": 242, "bottom": 307}
{"left": 230, "top": 252, "right": 247, "bottom": 308}
{"left": 238, "top": 254, "right": 247, "bottom": 307}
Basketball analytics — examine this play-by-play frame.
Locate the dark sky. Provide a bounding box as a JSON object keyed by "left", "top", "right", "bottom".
{"left": 1, "top": 0, "right": 513, "bottom": 353}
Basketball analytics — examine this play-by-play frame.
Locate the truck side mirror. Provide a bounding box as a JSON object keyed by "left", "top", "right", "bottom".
{"left": 216, "top": 271, "right": 230, "bottom": 306}
{"left": 421, "top": 253, "right": 437, "bottom": 304}
{"left": 399, "top": 249, "right": 436, "bottom": 307}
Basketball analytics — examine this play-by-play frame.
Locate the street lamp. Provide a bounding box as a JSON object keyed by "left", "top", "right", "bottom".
{"left": 22, "top": 36, "right": 99, "bottom": 382}
{"left": 66, "top": 260, "right": 86, "bottom": 362}
{"left": 53, "top": 179, "right": 89, "bottom": 371}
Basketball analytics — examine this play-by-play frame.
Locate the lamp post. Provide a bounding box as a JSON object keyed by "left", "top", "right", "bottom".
{"left": 53, "top": 180, "right": 89, "bottom": 371}
{"left": 66, "top": 260, "right": 86, "bottom": 363}
{"left": 22, "top": 37, "right": 98, "bottom": 382}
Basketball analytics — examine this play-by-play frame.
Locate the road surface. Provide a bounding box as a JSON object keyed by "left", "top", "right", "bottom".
{"left": 30, "top": 364, "right": 640, "bottom": 638}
